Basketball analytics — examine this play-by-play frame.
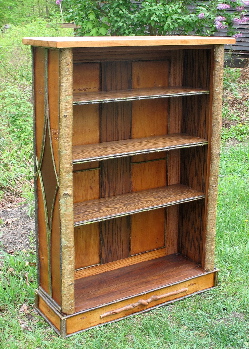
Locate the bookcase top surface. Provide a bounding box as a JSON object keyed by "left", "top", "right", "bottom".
{"left": 22, "top": 36, "right": 235, "bottom": 48}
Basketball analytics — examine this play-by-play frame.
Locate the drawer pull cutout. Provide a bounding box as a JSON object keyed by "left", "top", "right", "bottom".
{"left": 100, "top": 287, "right": 188, "bottom": 319}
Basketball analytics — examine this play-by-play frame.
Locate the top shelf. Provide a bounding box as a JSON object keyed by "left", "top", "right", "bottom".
{"left": 22, "top": 36, "right": 236, "bottom": 48}
{"left": 73, "top": 87, "right": 209, "bottom": 105}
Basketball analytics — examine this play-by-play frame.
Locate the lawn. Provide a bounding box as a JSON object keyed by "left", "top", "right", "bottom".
{"left": 0, "top": 22, "right": 248, "bottom": 348}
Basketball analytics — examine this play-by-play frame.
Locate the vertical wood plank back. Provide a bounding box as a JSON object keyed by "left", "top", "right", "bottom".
{"left": 131, "top": 209, "right": 165, "bottom": 255}
{"left": 73, "top": 105, "right": 99, "bottom": 146}
{"left": 100, "top": 217, "right": 130, "bottom": 264}
{"left": 131, "top": 159, "right": 166, "bottom": 192}
{"left": 179, "top": 200, "right": 205, "bottom": 264}
{"left": 99, "top": 61, "right": 132, "bottom": 264}
{"left": 73, "top": 63, "right": 100, "bottom": 93}
{"left": 180, "top": 146, "right": 207, "bottom": 193}
{"left": 132, "top": 99, "right": 168, "bottom": 139}
{"left": 75, "top": 224, "right": 100, "bottom": 269}
{"left": 132, "top": 61, "right": 169, "bottom": 89}
{"left": 73, "top": 169, "right": 100, "bottom": 203}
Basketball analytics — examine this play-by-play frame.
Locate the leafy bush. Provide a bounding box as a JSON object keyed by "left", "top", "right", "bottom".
{"left": 63, "top": 0, "right": 249, "bottom": 36}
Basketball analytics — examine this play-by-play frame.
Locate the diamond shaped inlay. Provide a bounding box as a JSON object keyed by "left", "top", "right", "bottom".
{"left": 40, "top": 120, "right": 59, "bottom": 229}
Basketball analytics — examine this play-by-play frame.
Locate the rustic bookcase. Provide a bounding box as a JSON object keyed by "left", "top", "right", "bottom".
{"left": 23, "top": 36, "right": 234, "bottom": 337}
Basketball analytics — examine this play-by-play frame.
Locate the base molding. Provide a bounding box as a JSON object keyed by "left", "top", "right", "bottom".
{"left": 36, "top": 270, "right": 218, "bottom": 337}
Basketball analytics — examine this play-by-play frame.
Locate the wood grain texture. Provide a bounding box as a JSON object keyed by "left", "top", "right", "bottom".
{"left": 132, "top": 61, "right": 169, "bottom": 89}
{"left": 183, "top": 49, "right": 211, "bottom": 89}
{"left": 73, "top": 134, "right": 207, "bottom": 163}
{"left": 165, "top": 206, "right": 179, "bottom": 255}
{"left": 132, "top": 99, "right": 168, "bottom": 139}
{"left": 74, "top": 254, "right": 207, "bottom": 312}
{"left": 73, "top": 63, "right": 100, "bottom": 93}
{"left": 73, "top": 104, "right": 99, "bottom": 146}
{"left": 130, "top": 209, "right": 165, "bottom": 255}
{"left": 204, "top": 45, "right": 224, "bottom": 271}
{"left": 51, "top": 191, "right": 61, "bottom": 306}
{"left": 131, "top": 158, "right": 166, "bottom": 192}
{"left": 74, "top": 248, "right": 167, "bottom": 279}
{"left": 179, "top": 200, "right": 205, "bottom": 264}
{"left": 74, "top": 223, "right": 100, "bottom": 269}
{"left": 73, "top": 169, "right": 100, "bottom": 203}
{"left": 22, "top": 36, "right": 235, "bottom": 48}
{"left": 33, "top": 47, "right": 46, "bottom": 161}
{"left": 180, "top": 146, "right": 208, "bottom": 193}
{"left": 100, "top": 217, "right": 130, "bottom": 264}
{"left": 48, "top": 49, "right": 60, "bottom": 173}
{"left": 74, "top": 184, "right": 205, "bottom": 225}
{"left": 37, "top": 175, "right": 50, "bottom": 294}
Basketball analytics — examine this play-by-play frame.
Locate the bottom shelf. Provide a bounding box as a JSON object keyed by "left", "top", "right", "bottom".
{"left": 74, "top": 254, "right": 207, "bottom": 312}
{"left": 36, "top": 254, "right": 218, "bottom": 337}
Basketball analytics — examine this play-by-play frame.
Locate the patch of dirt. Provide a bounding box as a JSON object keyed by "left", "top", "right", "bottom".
{"left": 0, "top": 192, "right": 35, "bottom": 260}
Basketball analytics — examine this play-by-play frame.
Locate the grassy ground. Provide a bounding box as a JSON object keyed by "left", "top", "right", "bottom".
{"left": 0, "top": 23, "right": 248, "bottom": 348}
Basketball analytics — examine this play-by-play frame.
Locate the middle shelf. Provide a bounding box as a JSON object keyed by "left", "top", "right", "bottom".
{"left": 74, "top": 184, "right": 205, "bottom": 226}
{"left": 72, "top": 133, "right": 207, "bottom": 163}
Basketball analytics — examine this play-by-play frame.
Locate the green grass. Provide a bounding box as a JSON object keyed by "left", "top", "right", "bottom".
{"left": 1, "top": 143, "right": 248, "bottom": 349}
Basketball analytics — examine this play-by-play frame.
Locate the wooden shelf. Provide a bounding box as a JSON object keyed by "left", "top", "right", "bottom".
{"left": 74, "top": 254, "right": 206, "bottom": 312}
{"left": 73, "top": 87, "right": 209, "bottom": 105}
{"left": 74, "top": 184, "right": 205, "bottom": 226}
{"left": 73, "top": 133, "right": 207, "bottom": 163}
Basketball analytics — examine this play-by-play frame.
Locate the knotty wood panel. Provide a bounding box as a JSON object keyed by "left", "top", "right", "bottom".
{"left": 33, "top": 47, "right": 46, "bottom": 161}
{"left": 73, "top": 169, "right": 99, "bottom": 203}
{"left": 73, "top": 63, "right": 100, "bottom": 93}
{"left": 131, "top": 158, "right": 166, "bottom": 192}
{"left": 178, "top": 200, "right": 205, "bottom": 264}
{"left": 180, "top": 146, "right": 208, "bottom": 193}
{"left": 51, "top": 191, "right": 61, "bottom": 305}
{"left": 100, "top": 217, "right": 130, "bottom": 264}
{"left": 74, "top": 223, "right": 100, "bottom": 269}
{"left": 37, "top": 175, "right": 50, "bottom": 294}
{"left": 48, "top": 49, "right": 60, "bottom": 173}
{"left": 132, "top": 99, "right": 168, "bottom": 139}
{"left": 131, "top": 209, "right": 165, "bottom": 255}
{"left": 73, "top": 104, "right": 99, "bottom": 146}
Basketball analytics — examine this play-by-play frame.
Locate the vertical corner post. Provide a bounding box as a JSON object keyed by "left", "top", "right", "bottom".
{"left": 59, "top": 48, "right": 75, "bottom": 314}
{"left": 204, "top": 44, "right": 224, "bottom": 271}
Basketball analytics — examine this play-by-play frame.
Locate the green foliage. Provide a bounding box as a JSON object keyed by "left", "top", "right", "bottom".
{"left": 63, "top": 0, "right": 248, "bottom": 36}
{"left": 0, "top": 0, "right": 60, "bottom": 26}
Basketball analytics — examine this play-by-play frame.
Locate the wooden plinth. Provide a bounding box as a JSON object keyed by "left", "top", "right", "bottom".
{"left": 35, "top": 254, "right": 218, "bottom": 337}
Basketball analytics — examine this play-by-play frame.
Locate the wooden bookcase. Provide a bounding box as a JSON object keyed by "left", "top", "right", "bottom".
{"left": 23, "top": 36, "right": 235, "bottom": 337}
